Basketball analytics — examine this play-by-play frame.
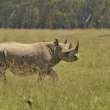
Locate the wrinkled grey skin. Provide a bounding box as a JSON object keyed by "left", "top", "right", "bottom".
{"left": 0, "top": 39, "right": 79, "bottom": 82}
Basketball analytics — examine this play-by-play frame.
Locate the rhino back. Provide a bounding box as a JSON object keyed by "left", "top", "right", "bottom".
{"left": 2, "top": 42, "right": 53, "bottom": 68}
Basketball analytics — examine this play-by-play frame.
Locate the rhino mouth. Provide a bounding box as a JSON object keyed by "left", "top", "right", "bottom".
{"left": 74, "top": 57, "right": 79, "bottom": 60}
{"left": 74, "top": 58, "right": 79, "bottom": 61}
{"left": 67, "top": 55, "right": 79, "bottom": 62}
{"left": 68, "top": 58, "right": 79, "bottom": 62}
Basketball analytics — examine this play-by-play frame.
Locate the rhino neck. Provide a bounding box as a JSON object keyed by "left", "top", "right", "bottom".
{"left": 52, "top": 46, "right": 60, "bottom": 64}
{"left": 46, "top": 43, "right": 61, "bottom": 65}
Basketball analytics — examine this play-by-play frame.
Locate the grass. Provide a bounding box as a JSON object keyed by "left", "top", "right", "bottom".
{"left": 0, "top": 29, "right": 110, "bottom": 110}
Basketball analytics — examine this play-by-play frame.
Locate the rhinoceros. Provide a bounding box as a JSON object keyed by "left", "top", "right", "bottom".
{"left": 0, "top": 39, "right": 79, "bottom": 82}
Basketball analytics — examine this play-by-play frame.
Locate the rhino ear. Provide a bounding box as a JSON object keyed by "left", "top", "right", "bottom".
{"left": 64, "top": 38, "right": 68, "bottom": 44}
{"left": 54, "top": 39, "right": 59, "bottom": 46}
{"left": 69, "top": 43, "right": 72, "bottom": 49}
{"left": 75, "top": 40, "right": 79, "bottom": 51}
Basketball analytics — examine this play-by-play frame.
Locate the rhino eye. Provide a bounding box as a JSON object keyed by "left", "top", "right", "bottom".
{"left": 65, "top": 52, "right": 69, "bottom": 54}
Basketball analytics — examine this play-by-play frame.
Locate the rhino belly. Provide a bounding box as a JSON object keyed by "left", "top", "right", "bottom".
{"left": 5, "top": 54, "right": 43, "bottom": 76}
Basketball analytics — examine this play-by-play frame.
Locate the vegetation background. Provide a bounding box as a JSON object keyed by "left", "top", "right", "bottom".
{"left": 0, "top": 29, "right": 110, "bottom": 110}
{"left": 0, "top": 0, "right": 110, "bottom": 109}
{"left": 0, "top": 0, "right": 110, "bottom": 29}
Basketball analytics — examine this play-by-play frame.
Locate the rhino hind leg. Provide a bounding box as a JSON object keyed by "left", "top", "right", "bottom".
{"left": 0, "top": 68, "right": 7, "bottom": 83}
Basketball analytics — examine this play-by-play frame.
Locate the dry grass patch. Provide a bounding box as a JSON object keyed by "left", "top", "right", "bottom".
{"left": 0, "top": 29, "right": 110, "bottom": 110}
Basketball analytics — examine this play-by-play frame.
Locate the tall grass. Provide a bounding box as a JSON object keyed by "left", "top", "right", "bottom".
{"left": 0, "top": 29, "right": 110, "bottom": 110}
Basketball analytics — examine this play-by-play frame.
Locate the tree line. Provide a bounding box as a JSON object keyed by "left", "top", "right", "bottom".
{"left": 0, "top": 0, "right": 110, "bottom": 29}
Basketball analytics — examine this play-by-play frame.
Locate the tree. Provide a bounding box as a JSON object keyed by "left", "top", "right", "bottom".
{"left": 0, "top": 0, "right": 109, "bottom": 28}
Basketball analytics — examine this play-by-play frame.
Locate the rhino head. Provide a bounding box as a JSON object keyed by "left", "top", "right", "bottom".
{"left": 54, "top": 39, "right": 79, "bottom": 62}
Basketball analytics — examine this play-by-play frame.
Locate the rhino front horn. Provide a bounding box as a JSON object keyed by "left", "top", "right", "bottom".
{"left": 75, "top": 40, "right": 79, "bottom": 50}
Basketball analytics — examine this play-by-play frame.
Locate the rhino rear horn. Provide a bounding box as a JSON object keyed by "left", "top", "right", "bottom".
{"left": 75, "top": 40, "right": 79, "bottom": 50}
{"left": 69, "top": 43, "right": 72, "bottom": 49}
{"left": 64, "top": 38, "right": 68, "bottom": 44}
{"left": 54, "top": 39, "right": 59, "bottom": 46}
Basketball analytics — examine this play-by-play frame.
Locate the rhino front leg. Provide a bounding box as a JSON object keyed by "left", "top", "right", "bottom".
{"left": 48, "top": 67, "right": 58, "bottom": 82}
{"left": 37, "top": 67, "right": 58, "bottom": 82}
{"left": 37, "top": 72, "right": 47, "bottom": 82}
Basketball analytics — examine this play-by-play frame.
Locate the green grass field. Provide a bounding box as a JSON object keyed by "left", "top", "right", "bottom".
{"left": 0, "top": 29, "right": 110, "bottom": 110}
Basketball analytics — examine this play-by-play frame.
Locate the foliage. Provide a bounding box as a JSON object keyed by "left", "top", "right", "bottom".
{"left": 0, "top": 0, "right": 110, "bottom": 28}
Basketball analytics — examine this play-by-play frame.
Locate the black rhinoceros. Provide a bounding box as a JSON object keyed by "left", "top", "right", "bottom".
{"left": 0, "top": 39, "right": 79, "bottom": 82}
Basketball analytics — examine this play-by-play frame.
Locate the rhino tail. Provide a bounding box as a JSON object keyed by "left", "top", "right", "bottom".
{"left": 2, "top": 50, "right": 7, "bottom": 67}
